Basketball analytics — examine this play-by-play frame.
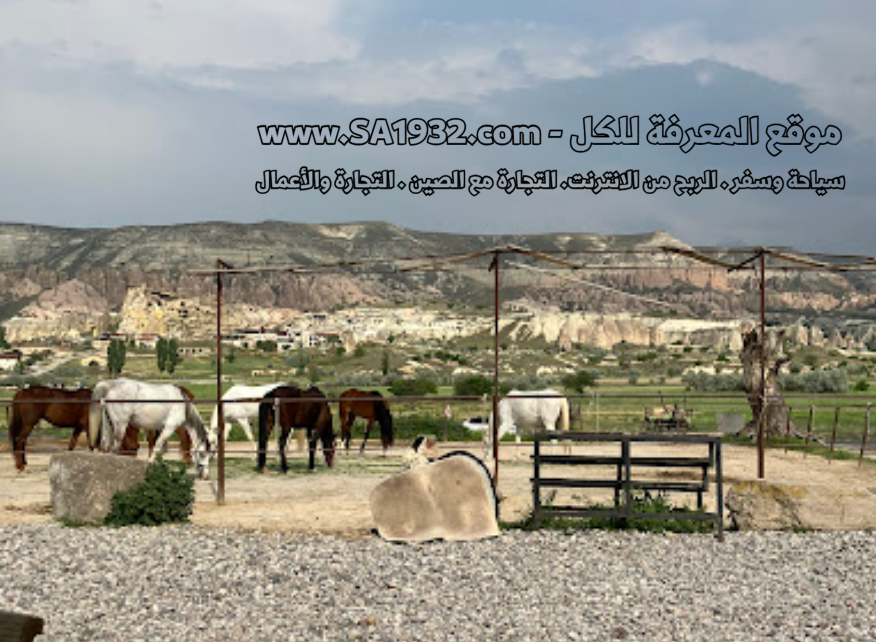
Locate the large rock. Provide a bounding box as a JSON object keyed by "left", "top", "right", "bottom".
{"left": 370, "top": 452, "right": 500, "bottom": 543}
{"left": 49, "top": 452, "right": 149, "bottom": 525}
{"left": 726, "top": 479, "right": 876, "bottom": 531}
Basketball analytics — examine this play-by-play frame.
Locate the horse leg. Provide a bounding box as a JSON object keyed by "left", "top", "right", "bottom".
{"left": 307, "top": 426, "right": 316, "bottom": 470}
{"left": 278, "top": 424, "right": 292, "bottom": 474}
{"left": 341, "top": 412, "right": 352, "bottom": 452}
{"left": 238, "top": 417, "right": 257, "bottom": 458}
{"left": 360, "top": 418, "right": 373, "bottom": 455}
{"left": 68, "top": 425, "right": 83, "bottom": 451}
{"left": 149, "top": 425, "right": 175, "bottom": 463}
{"left": 257, "top": 412, "right": 271, "bottom": 474}
{"left": 12, "top": 420, "right": 35, "bottom": 472}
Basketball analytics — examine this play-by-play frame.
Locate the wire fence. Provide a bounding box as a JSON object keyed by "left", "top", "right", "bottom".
{"left": 4, "top": 392, "right": 876, "bottom": 469}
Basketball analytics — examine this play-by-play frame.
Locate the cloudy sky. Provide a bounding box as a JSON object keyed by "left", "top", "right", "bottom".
{"left": 1, "top": 0, "right": 874, "bottom": 251}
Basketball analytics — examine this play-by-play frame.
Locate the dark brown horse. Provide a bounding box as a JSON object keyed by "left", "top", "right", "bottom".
{"left": 258, "top": 385, "right": 335, "bottom": 473}
{"left": 7, "top": 387, "right": 92, "bottom": 471}
{"left": 339, "top": 388, "right": 394, "bottom": 455}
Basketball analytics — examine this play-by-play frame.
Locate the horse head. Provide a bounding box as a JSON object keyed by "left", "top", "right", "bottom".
{"left": 318, "top": 405, "right": 336, "bottom": 468}
{"left": 376, "top": 399, "right": 394, "bottom": 448}
{"left": 183, "top": 397, "right": 212, "bottom": 480}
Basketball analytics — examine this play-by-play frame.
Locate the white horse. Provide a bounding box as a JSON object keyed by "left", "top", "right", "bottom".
{"left": 209, "top": 383, "right": 285, "bottom": 453}
{"left": 484, "top": 389, "right": 571, "bottom": 457}
{"left": 88, "top": 378, "right": 213, "bottom": 479}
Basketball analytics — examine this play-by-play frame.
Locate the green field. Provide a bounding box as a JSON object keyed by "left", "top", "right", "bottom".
{"left": 4, "top": 341, "right": 876, "bottom": 460}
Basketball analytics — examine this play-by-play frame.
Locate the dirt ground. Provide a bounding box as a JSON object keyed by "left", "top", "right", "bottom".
{"left": 4, "top": 437, "right": 876, "bottom": 536}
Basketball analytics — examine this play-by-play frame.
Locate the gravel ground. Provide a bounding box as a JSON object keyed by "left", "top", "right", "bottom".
{"left": 2, "top": 525, "right": 875, "bottom": 642}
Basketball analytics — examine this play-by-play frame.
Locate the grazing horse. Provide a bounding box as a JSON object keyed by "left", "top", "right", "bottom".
{"left": 119, "top": 424, "right": 194, "bottom": 465}
{"left": 209, "top": 383, "right": 284, "bottom": 454}
{"left": 485, "top": 389, "right": 571, "bottom": 456}
{"left": 89, "top": 378, "right": 212, "bottom": 479}
{"left": 257, "top": 385, "right": 335, "bottom": 473}
{"left": 339, "top": 388, "right": 394, "bottom": 455}
{"left": 7, "top": 386, "right": 93, "bottom": 472}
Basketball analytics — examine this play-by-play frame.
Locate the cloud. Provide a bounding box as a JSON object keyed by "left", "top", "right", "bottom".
{"left": 0, "top": 0, "right": 360, "bottom": 70}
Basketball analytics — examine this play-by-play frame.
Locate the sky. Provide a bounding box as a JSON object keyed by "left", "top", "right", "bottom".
{"left": 1, "top": 0, "right": 874, "bottom": 251}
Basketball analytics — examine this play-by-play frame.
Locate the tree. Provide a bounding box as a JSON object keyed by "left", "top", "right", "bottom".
{"left": 156, "top": 337, "right": 168, "bottom": 373}
{"left": 108, "top": 339, "right": 126, "bottom": 376}
{"left": 0, "top": 325, "right": 10, "bottom": 350}
{"left": 562, "top": 369, "right": 598, "bottom": 393}
{"left": 381, "top": 351, "right": 390, "bottom": 376}
{"left": 741, "top": 327, "right": 793, "bottom": 438}
{"left": 166, "top": 338, "right": 180, "bottom": 375}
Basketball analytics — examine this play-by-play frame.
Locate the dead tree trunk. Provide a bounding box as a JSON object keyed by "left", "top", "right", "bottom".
{"left": 740, "top": 327, "right": 793, "bottom": 438}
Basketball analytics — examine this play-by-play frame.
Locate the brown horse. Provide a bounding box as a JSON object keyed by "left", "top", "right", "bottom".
{"left": 7, "top": 387, "right": 93, "bottom": 471}
{"left": 258, "top": 385, "right": 335, "bottom": 473}
{"left": 7, "top": 385, "right": 193, "bottom": 472}
{"left": 339, "top": 388, "right": 394, "bottom": 455}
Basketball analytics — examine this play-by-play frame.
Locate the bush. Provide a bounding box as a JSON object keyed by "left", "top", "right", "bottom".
{"left": 780, "top": 368, "right": 848, "bottom": 394}
{"left": 499, "top": 373, "right": 552, "bottom": 395}
{"left": 390, "top": 377, "right": 438, "bottom": 397}
{"left": 561, "top": 370, "right": 599, "bottom": 393}
{"left": 855, "top": 379, "right": 870, "bottom": 392}
{"left": 682, "top": 372, "right": 745, "bottom": 392}
{"left": 453, "top": 375, "right": 493, "bottom": 397}
{"left": 104, "top": 457, "right": 195, "bottom": 527}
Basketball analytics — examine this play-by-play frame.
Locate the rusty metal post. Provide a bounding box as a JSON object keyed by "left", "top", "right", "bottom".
{"left": 489, "top": 251, "right": 501, "bottom": 484}
{"left": 829, "top": 406, "right": 840, "bottom": 463}
{"left": 757, "top": 251, "right": 766, "bottom": 479}
{"left": 860, "top": 404, "right": 871, "bottom": 467}
{"left": 216, "top": 260, "right": 226, "bottom": 505}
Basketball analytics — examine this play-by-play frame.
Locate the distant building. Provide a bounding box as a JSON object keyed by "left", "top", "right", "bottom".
{"left": 0, "top": 353, "right": 19, "bottom": 371}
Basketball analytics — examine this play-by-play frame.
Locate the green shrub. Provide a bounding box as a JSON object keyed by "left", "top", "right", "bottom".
{"left": 561, "top": 369, "right": 599, "bottom": 393}
{"left": 453, "top": 375, "right": 493, "bottom": 397}
{"left": 682, "top": 371, "right": 745, "bottom": 392}
{"left": 854, "top": 379, "right": 870, "bottom": 392}
{"left": 389, "top": 377, "right": 438, "bottom": 397}
{"left": 780, "top": 368, "right": 848, "bottom": 393}
{"left": 104, "top": 457, "right": 195, "bottom": 527}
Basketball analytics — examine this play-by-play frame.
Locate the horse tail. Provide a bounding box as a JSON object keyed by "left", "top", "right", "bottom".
{"left": 88, "top": 384, "right": 107, "bottom": 450}
{"left": 559, "top": 397, "right": 570, "bottom": 432}
{"left": 257, "top": 398, "right": 273, "bottom": 471}
{"left": 376, "top": 399, "right": 394, "bottom": 447}
{"left": 8, "top": 400, "right": 20, "bottom": 454}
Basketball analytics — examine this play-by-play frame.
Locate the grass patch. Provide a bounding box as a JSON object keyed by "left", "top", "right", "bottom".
{"left": 504, "top": 491, "right": 716, "bottom": 534}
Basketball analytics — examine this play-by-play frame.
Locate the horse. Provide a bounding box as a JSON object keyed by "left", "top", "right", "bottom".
{"left": 339, "top": 388, "right": 394, "bottom": 455}
{"left": 209, "top": 383, "right": 284, "bottom": 455}
{"left": 7, "top": 386, "right": 93, "bottom": 472}
{"left": 89, "top": 378, "right": 212, "bottom": 479}
{"left": 257, "top": 385, "right": 335, "bottom": 473}
{"left": 485, "top": 389, "right": 571, "bottom": 457}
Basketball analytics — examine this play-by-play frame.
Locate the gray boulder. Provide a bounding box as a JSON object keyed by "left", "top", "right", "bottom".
{"left": 370, "top": 452, "right": 500, "bottom": 542}
{"left": 49, "top": 452, "right": 149, "bottom": 525}
{"left": 726, "top": 479, "right": 876, "bottom": 531}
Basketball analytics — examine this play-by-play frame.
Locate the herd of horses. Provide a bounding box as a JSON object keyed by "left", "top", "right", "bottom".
{"left": 7, "top": 379, "right": 571, "bottom": 477}
{"left": 6, "top": 380, "right": 395, "bottom": 477}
